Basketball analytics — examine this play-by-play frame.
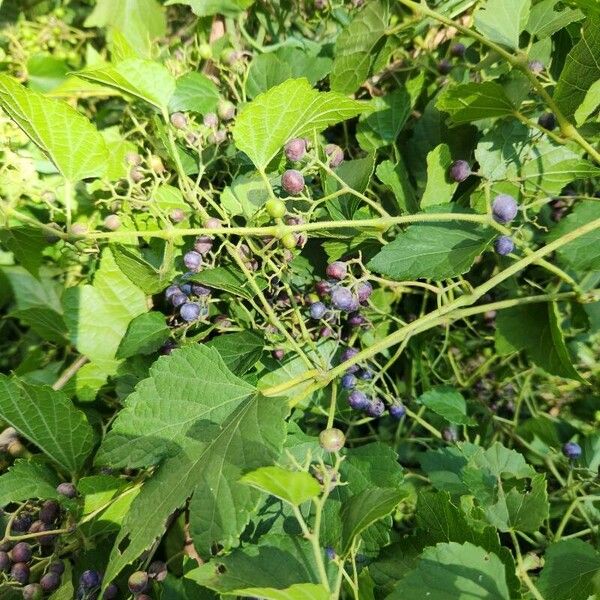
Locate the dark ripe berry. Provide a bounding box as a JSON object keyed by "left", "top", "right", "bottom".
{"left": 320, "top": 326, "right": 333, "bottom": 338}
{"left": 28, "top": 520, "right": 43, "bottom": 534}
{"left": 39, "top": 500, "right": 60, "bottom": 524}
{"left": 309, "top": 302, "right": 328, "bottom": 320}
{"left": 10, "top": 542, "right": 32, "bottom": 563}
{"left": 180, "top": 302, "right": 202, "bottom": 322}
{"left": 40, "top": 571, "right": 61, "bottom": 592}
{"left": 356, "top": 281, "right": 372, "bottom": 303}
{"left": 492, "top": 194, "right": 518, "bottom": 223}
{"left": 538, "top": 112, "right": 556, "bottom": 130}
{"left": 315, "top": 280, "right": 332, "bottom": 297}
{"left": 347, "top": 312, "right": 365, "bottom": 327}
{"left": 528, "top": 59, "right": 544, "bottom": 74}
{"left": 449, "top": 160, "right": 471, "bottom": 182}
{"left": 11, "top": 562, "right": 30, "bottom": 584}
{"left": 203, "top": 112, "right": 218, "bottom": 128}
{"left": 56, "top": 482, "right": 76, "bottom": 498}
{"left": 325, "top": 547, "right": 336, "bottom": 560}
{"left": 128, "top": 571, "right": 149, "bottom": 594}
{"left": 217, "top": 100, "right": 236, "bottom": 121}
{"left": 103, "top": 583, "right": 119, "bottom": 599}
{"left": 183, "top": 250, "right": 202, "bottom": 272}
{"left": 562, "top": 441, "right": 582, "bottom": 459}
{"left": 48, "top": 561, "right": 65, "bottom": 575}
{"left": 326, "top": 261, "right": 347, "bottom": 280}
{"left": 494, "top": 235, "right": 514, "bottom": 256}
{"left": 341, "top": 374, "right": 357, "bottom": 390}
{"left": 165, "top": 285, "right": 180, "bottom": 300}
{"left": 148, "top": 560, "right": 168, "bottom": 582}
{"left": 340, "top": 347, "right": 359, "bottom": 364}
{"left": 180, "top": 283, "right": 193, "bottom": 295}
{"left": 170, "top": 112, "right": 187, "bottom": 129}
{"left": 265, "top": 198, "right": 286, "bottom": 219}
{"left": 331, "top": 287, "right": 359, "bottom": 312}
{"left": 281, "top": 169, "right": 305, "bottom": 195}
{"left": 0, "top": 551, "right": 9, "bottom": 572}
{"left": 171, "top": 292, "right": 188, "bottom": 308}
{"left": 437, "top": 59, "right": 452, "bottom": 74}
{"left": 450, "top": 42, "right": 466, "bottom": 57}
{"left": 366, "top": 398, "right": 385, "bottom": 418}
{"left": 170, "top": 208, "right": 186, "bottom": 223}
{"left": 348, "top": 389, "right": 369, "bottom": 410}
{"left": 443, "top": 426, "right": 459, "bottom": 442}
{"left": 21, "top": 583, "right": 43, "bottom": 600}
{"left": 80, "top": 570, "right": 102, "bottom": 590}
{"left": 194, "top": 235, "right": 213, "bottom": 255}
{"left": 11, "top": 513, "right": 32, "bottom": 533}
{"left": 192, "top": 284, "right": 211, "bottom": 296}
{"left": 325, "top": 144, "right": 344, "bottom": 167}
{"left": 284, "top": 138, "right": 306, "bottom": 162}
{"left": 103, "top": 214, "right": 121, "bottom": 231}
{"left": 358, "top": 368, "right": 373, "bottom": 380}
{"left": 319, "top": 428, "right": 346, "bottom": 452}
{"left": 389, "top": 402, "right": 406, "bottom": 419}
{"left": 38, "top": 523, "right": 57, "bottom": 547}
{"left": 160, "top": 340, "right": 177, "bottom": 355}
{"left": 272, "top": 348, "right": 285, "bottom": 361}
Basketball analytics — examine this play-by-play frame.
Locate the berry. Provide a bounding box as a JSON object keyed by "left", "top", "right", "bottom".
{"left": 325, "top": 144, "right": 344, "bottom": 167}
{"left": 136, "top": 596, "right": 152, "bottom": 600}
{"left": 562, "top": 441, "right": 582, "bottom": 459}
{"left": 80, "top": 570, "right": 101, "bottom": 590}
{"left": 183, "top": 250, "right": 202, "bottom": 272}
{"left": 198, "top": 43, "right": 212, "bottom": 59}
{"left": 449, "top": 160, "right": 471, "bottom": 182}
{"left": 284, "top": 138, "right": 306, "bottom": 162}
{"left": 265, "top": 198, "right": 286, "bottom": 219}
{"left": 319, "top": 428, "right": 346, "bottom": 452}
{"left": 325, "top": 547, "right": 336, "bottom": 560}
{"left": 70, "top": 223, "right": 87, "bottom": 236}
{"left": 437, "top": 59, "right": 452, "bottom": 74}
{"left": 281, "top": 233, "right": 298, "bottom": 249}
{"left": 347, "top": 313, "right": 365, "bottom": 327}
{"left": 209, "top": 129, "right": 227, "bottom": 144}
{"left": 149, "top": 155, "right": 165, "bottom": 174}
{"left": 125, "top": 152, "right": 141, "bottom": 166}
{"left": 170, "top": 292, "right": 188, "bottom": 308}
{"left": 281, "top": 169, "right": 305, "bottom": 195}
{"left": 192, "top": 284, "right": 211, "bottom": 296}
{"left": 310, "top": 302, "right": 328, "bottom": 320}
{"left": 443, "top": 426, "right": 459, "bottom": 442}
{"left": 205, "top": 217, "right": 221, "bottom": 229}
{"left": 39, "top": 500, "right": 60, "bottom": 524}
{"left": 11, "top": 562, "right": 30, "bottom": 584}
{"left": 538, "top": 112, "right": 556, "bottom": 130}
{"left": 129, "top": 166, "right": 144, "bottom": 183}
{"left": 48, "top": 561, "right": 65, "bottom": 575}
{"left": 12, "top": 513, "right": 32, "bottom": 533}
{"left": 358, "top": 368, "right": 373, "bottom": 380}
{"left": 180, "top": 283, "right": 193, "bottom": 295}
{"left": 165, "top": 285, "right": 180, "bottom": 300}
{"left": 203, "top": 113, "right": 218, "bottom": 128}
{"left": 11, "top": 542, "right": 32, "bottom": 563}
{"left": 170, "top": 112, "right": 187, "bottom": 129}
{"left": 0, "top": 551, "right": 9, "bottom": 572}
{"left": 128, "top": 571, "right": 149, "bottom": 594}
{"left": 492, "top": 194, "right": 518, "bottom": 223}
{"left": 450, "top": 43, "right": 466, "bottom": 57}
{"left": 103, "top": 214, "right": 121, "bottom": 231}
{"left": 494, "top": 235, "right": 514, "bottom": 256}
{"left": 218, "top": 100, "right": 235, "bottom": 121}
{"left": 194, "top": 235, "right": 213, "bottom": 255}
{"left": 366, "top": 398, "right": 385, "bottom": 417}
{"left": 528, "top": 59, "right": 544, "bottom": 74}
{"left": 341, "top": 374, "right": 357, "bottom": 390}
{"left": 180, "top": 302, "right": 202, "bottom": 322}
{"left": 331, "top": 287, "right": 358, "bottom": 312}
{"left": 348, "top": 389, "right": 369, "bottom": 410}
{"left": 272, "top": 349, "right": 285, "bottom": 360}
{"left": 149, "top": 560, "right": 168, "bottom": 582}
{"left": 326, "top": 261, "right": 347, "bottom": 281}
{"left": 389, "top": 402, "right": 406, "bottom": 419}
{"left": 356, "top": 281, "right": 372, "bottom": 303}
{"left": 170, "top": 208, "right": 186, "bottom": 223}
{"left": 40, "top": 571, "right": 61, "bottom": 592}
{"left": 103, "top": 583, "right": 119, "bottom": 599}
{"left": 315, "top": 280, "right": 332, "bottom": 297}
{"left": 22, "top": 583, "right": 43, "bottom": 600}
{"left": 340, "top": 347, "right": 359, "bottom": 363}
{"left": 57, "top": 482, "right": 76, "bottom": 498}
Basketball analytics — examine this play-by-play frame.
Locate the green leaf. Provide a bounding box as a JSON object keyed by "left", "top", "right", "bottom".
{"left": 10, "top": 307, "right": 67, "bottom": 344}
{"left": 495, "top": 302, "right": 583, "bottom": 380}
{"left": 387, "top": 542, "right": 511, "bottom": 600}
{"left": 436, "top": 82, "right": 515, "bottom": 124}
{"left": 574, "top": 79, "right": 600, "bottom": 125}
{"left": 330, "top": 0, "right": 390, "bottom": 94}
{"left": 554, "top": 16, "right": 600, "bottom": 123}
{"left": 475, "top": 121, "right": 530, "bottom": 181}
{"left": 418, "top": 386, "right": 476, "bottom": 426}
{"left": 240, "top": 466, "right": 321, "bottom": 505}
{"left": 116, "top": 312, "right": 170, "bottom": 359}
{"left": 368, "top": 207, "right": 494, "bottom": 281}
{"left": 420, "top": 144, "right": 458, "bottom": 209}
{"left": 526, "top": 0, "right": 584, "bottom": 38}
{"left": 189, "top": 266, "right": 267, "bottom": 301}
{"left": 474, "top": 0, "right": 531, "bottom": 50}
{"left": 0, "top": 458, "right": 61, "bottom": 506}
{"left": 111, "top": 244, "right": 173, "bottom": 295}
{"left": 27, "top": 54, "right": 69, "bottom": 93}
{"left": 548, "top": 201, "right": 600, "bottom": 271}
{"left": 229, "top": 584, "right": 330, "bottom": 600}
{"left": 205, "top": 331, "right": 264, "bottom": 374}
{"left": 165, "top": 0, "right": 254, "bottom": 17}
{"left": 0, "top": 75, "right": 108, "bottom": 181}
{"left": 77, "top": 59, "right": 176, "bottom": 110}
{"left": 0, "top": 376, "right": 94, "bottom": 475}
{"left": 376, "top": 159, "right": 418, "bottom": 213}
{"left": 220, "top": 174, "right": 270, "bottom": 219}
{"left": 0, "top": 226, "right": 48, "bottom": 278}
{"left": 233, "top": 78, "right": 368, "bottom": 170}
{"left": 84, "top": 0, "right": 166, "bottom": 56}
{"left": 168, "top": 71, "right": 220, "bottom": 114}
{"left": 538, "top": 539, "right": 600, "bottom": 600}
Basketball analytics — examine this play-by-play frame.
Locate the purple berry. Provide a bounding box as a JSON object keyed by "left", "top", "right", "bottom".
{"left": 494, "top": 235, "right": 514, "bottom": 256}
{"left": 356, "top": 281, "right": 372, "bottom": 303}
{"left": 48, "top": 561, "right": 65, "bottom": 575}
{"left": 492, "top": 194, "right": 518, "bottom": 224}
{"left": 341, "top": 374, "right": 357, "bottom": 390}
{"left": 331, "top": 287, "right": 359, "bottom": 312}
{"left": 0, "top": 551, "right": 9, "bottom": 572}
{"left": 170, "top": 208, "right": 186, "bottom": 223}
{"left": 10, "top": 542, "right": 31, "bottom": 563}
{"left": 203, "top": 112, "right": 218, "bottom": 128}
{"left": 149, "top": 560, "right": 168, "bottom": 582}
{"left": 183, "top": 250, "right": 202, "bottom": 272}
{"left": 272, "top": 349, "right": 285, "bottom": 360}
{"left": 348, "top": 390, "right": 369, "bottom": 410}
{"left": 80, "top": 570, "right": 101, "bottom": 590}
{"left": 165, "top": 285, "right": 180, "bottom": 300}
{"left": 309, "top": 302, "right": 328, "bottom": 320}
{"left": 40, "top": 571, "right": 61, "bottom": 592}
{"left": 538, "top": 112, "right": 556, "bottom": 130}
{"left": 347, "top": 312, "right": 365, "bottom": 327}
{"left": 284, "top": 138, "right": 306, "bottom": 162}
{"left": 281, "top": 169, "right": 305, "bottom": 195}
{"left": 562, "top": 441, "right": 582, "bottom": 459}
{"left": 449, "top": 160, "right": 470, "bottom": 182}
{"left": 192, "top": 284, "right": 211, "bottom": 296}
{"left": 389, "top": 402, "right": 406, "bottom": 419}
{"left": 443, "top": 426, "right": 459, "bottom": 442}
{"left": 358, "top": 368, "right": 373, "bottom": 380}
{"left": 325, "top": 144, "right": 344, "bottom": 168}
{"left": 12, "top": 513, "right": 32, "bottom": 532}
{"left": 325, "top": 547, "right": 336, "bottom": 560}
{"left": 22, "top": 584, "right": 42, "bottom": 600}
{"left": 104, "top": 214, "right": 121, "bottom": 231}
{"left": 39, "top": 500, "right": 60, "bottom": 524}
{"left": 450, "top": 43, "right": 466, "bottom": 57}
{"left": 103, "top": 583, "right": 119, "bottom": 599}
{"left": 340, "top": 347, "right": 359, "bottom": 363}
{"left": 56, "top": 482, "right": 76, "bottom": 498}
{"left": 437, "top": 59, "right": 452, "bottom": 74}
{"left": 528, "top": 59, "right": 544, "bottom": 74}
{"left": 326, "top": 261, "right": 347, "bottom": 280}
{"left": 194, "top": 235, "right": 213, "bottom": 255}
{"left": 170, "top": 112, "right": 187, "bottom": 129}
{"left": 366, "top": 398, "right": 385, "bottom": 417}
{"left": 11, "top": 562, "right": 30, "bottom": 584}
{"left": 315, "top": 280, "right": 332, "bottom": 297}
{"left": 320, "top": 326, "right": 333, "bottom": 338}
{"left": 180, "top": 302, "right": 202, "bottom": 322}
{"left": 128, "top": 571, "right": 149, "bottom": 594}
{"left": 170, "top": 292, "right": 188, "bottom": 308}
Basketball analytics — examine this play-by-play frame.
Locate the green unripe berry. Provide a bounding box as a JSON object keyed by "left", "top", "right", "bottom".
{"left": 281, "top": 233, "right": 297, "bottom": 249}
{"left": 265, "top": 198, "right": 286, "bottom": 219}
{"left": 319, "top": 428, "right": 346, "bottom": 452}
{"left": 198, "top": 43, "right": 212, "bottom": 60}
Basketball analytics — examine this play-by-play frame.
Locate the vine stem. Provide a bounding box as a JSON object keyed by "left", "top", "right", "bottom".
{"left": 509, "top": 530, "right": 547, "bottom": 600}
{"left": 396, "top": 0, "right": 600, "bottom": 165}
{"left": 52, "top": 355, "right": 89, "bottom": 391}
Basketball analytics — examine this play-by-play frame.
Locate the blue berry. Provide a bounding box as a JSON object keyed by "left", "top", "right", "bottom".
{"left": 450, "top": 43, "right": 466, "bottom": 57}
{"left": 366, "top": 398, "right": 385, "bottom": 417}
{"left": 347, "top": 312, "right": 365, "bottom": 327}
{"left": 285, "top": 138, "right": 306, "bottom": 162}
{"left": 171, "top": 292, "right": 188, "bottom": 308}
{"left": 538, "top": 112, "right": 556, "bottom": 130}
{"left": 492, "top": 194, "right": 518, "bottom": 224}
{"left": 340, "top": 347, "right": 360, "bottom": 374}
{"left": 183, "top": 251, "right": 202, "bottom": 272}
{"left": 331, "top": 287, "right": 358, "bottom": 312}
{"left": 348, "top": 390, "right": 369, "bottom": 410}
{"left": 562, "top": 441, "right": 582, "bottom": 459}
{"left": 358, "top": 369, "right": 373, "bottom": 380}
{"left": 341, "top": 374, "right": 357, "bottom": 390}
{"left": 389, "top": 402, "right": 406, "bottom": 419}
{"left": 179, "top": 283, "right": 193, "bottom": 295}
{"left": 325, "top": 547, "right": 336, "bottom": 560}
{"left": 326, "top": 261, "right": 347, "bottom": 280}
{"left": 192, "top": 284, "right": 211, "bottom": 296}
{"left": 449, "top": 160, "right": 470, "bottom": 182}
{"left": 281, "top": 169, "right": 305, "bottom": 195}
{"left": 11, "top": 562, "right": 30, "bottom": 584}
{"left": 356, "top": 281, "right": 373, "bottom": 303}
{"left": 48, "top": 561, "right": 65, "bottom": 575}
{"left": 180, "top": 302, "right": 202, "bottom": 322}
{"left": 494, "top": 235, "right": 514, "bottom": 256}
{"left": 165, "top": 285, "right": 180, "bottom": 300}
{"left": 103, "top": 583, "right": 119, "bottom": 599}
{"left": 80, "top": 570, "right": 101, "bottom": 590}
{"left": 310, "top": 302, "right": 328, "bottom": 320}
